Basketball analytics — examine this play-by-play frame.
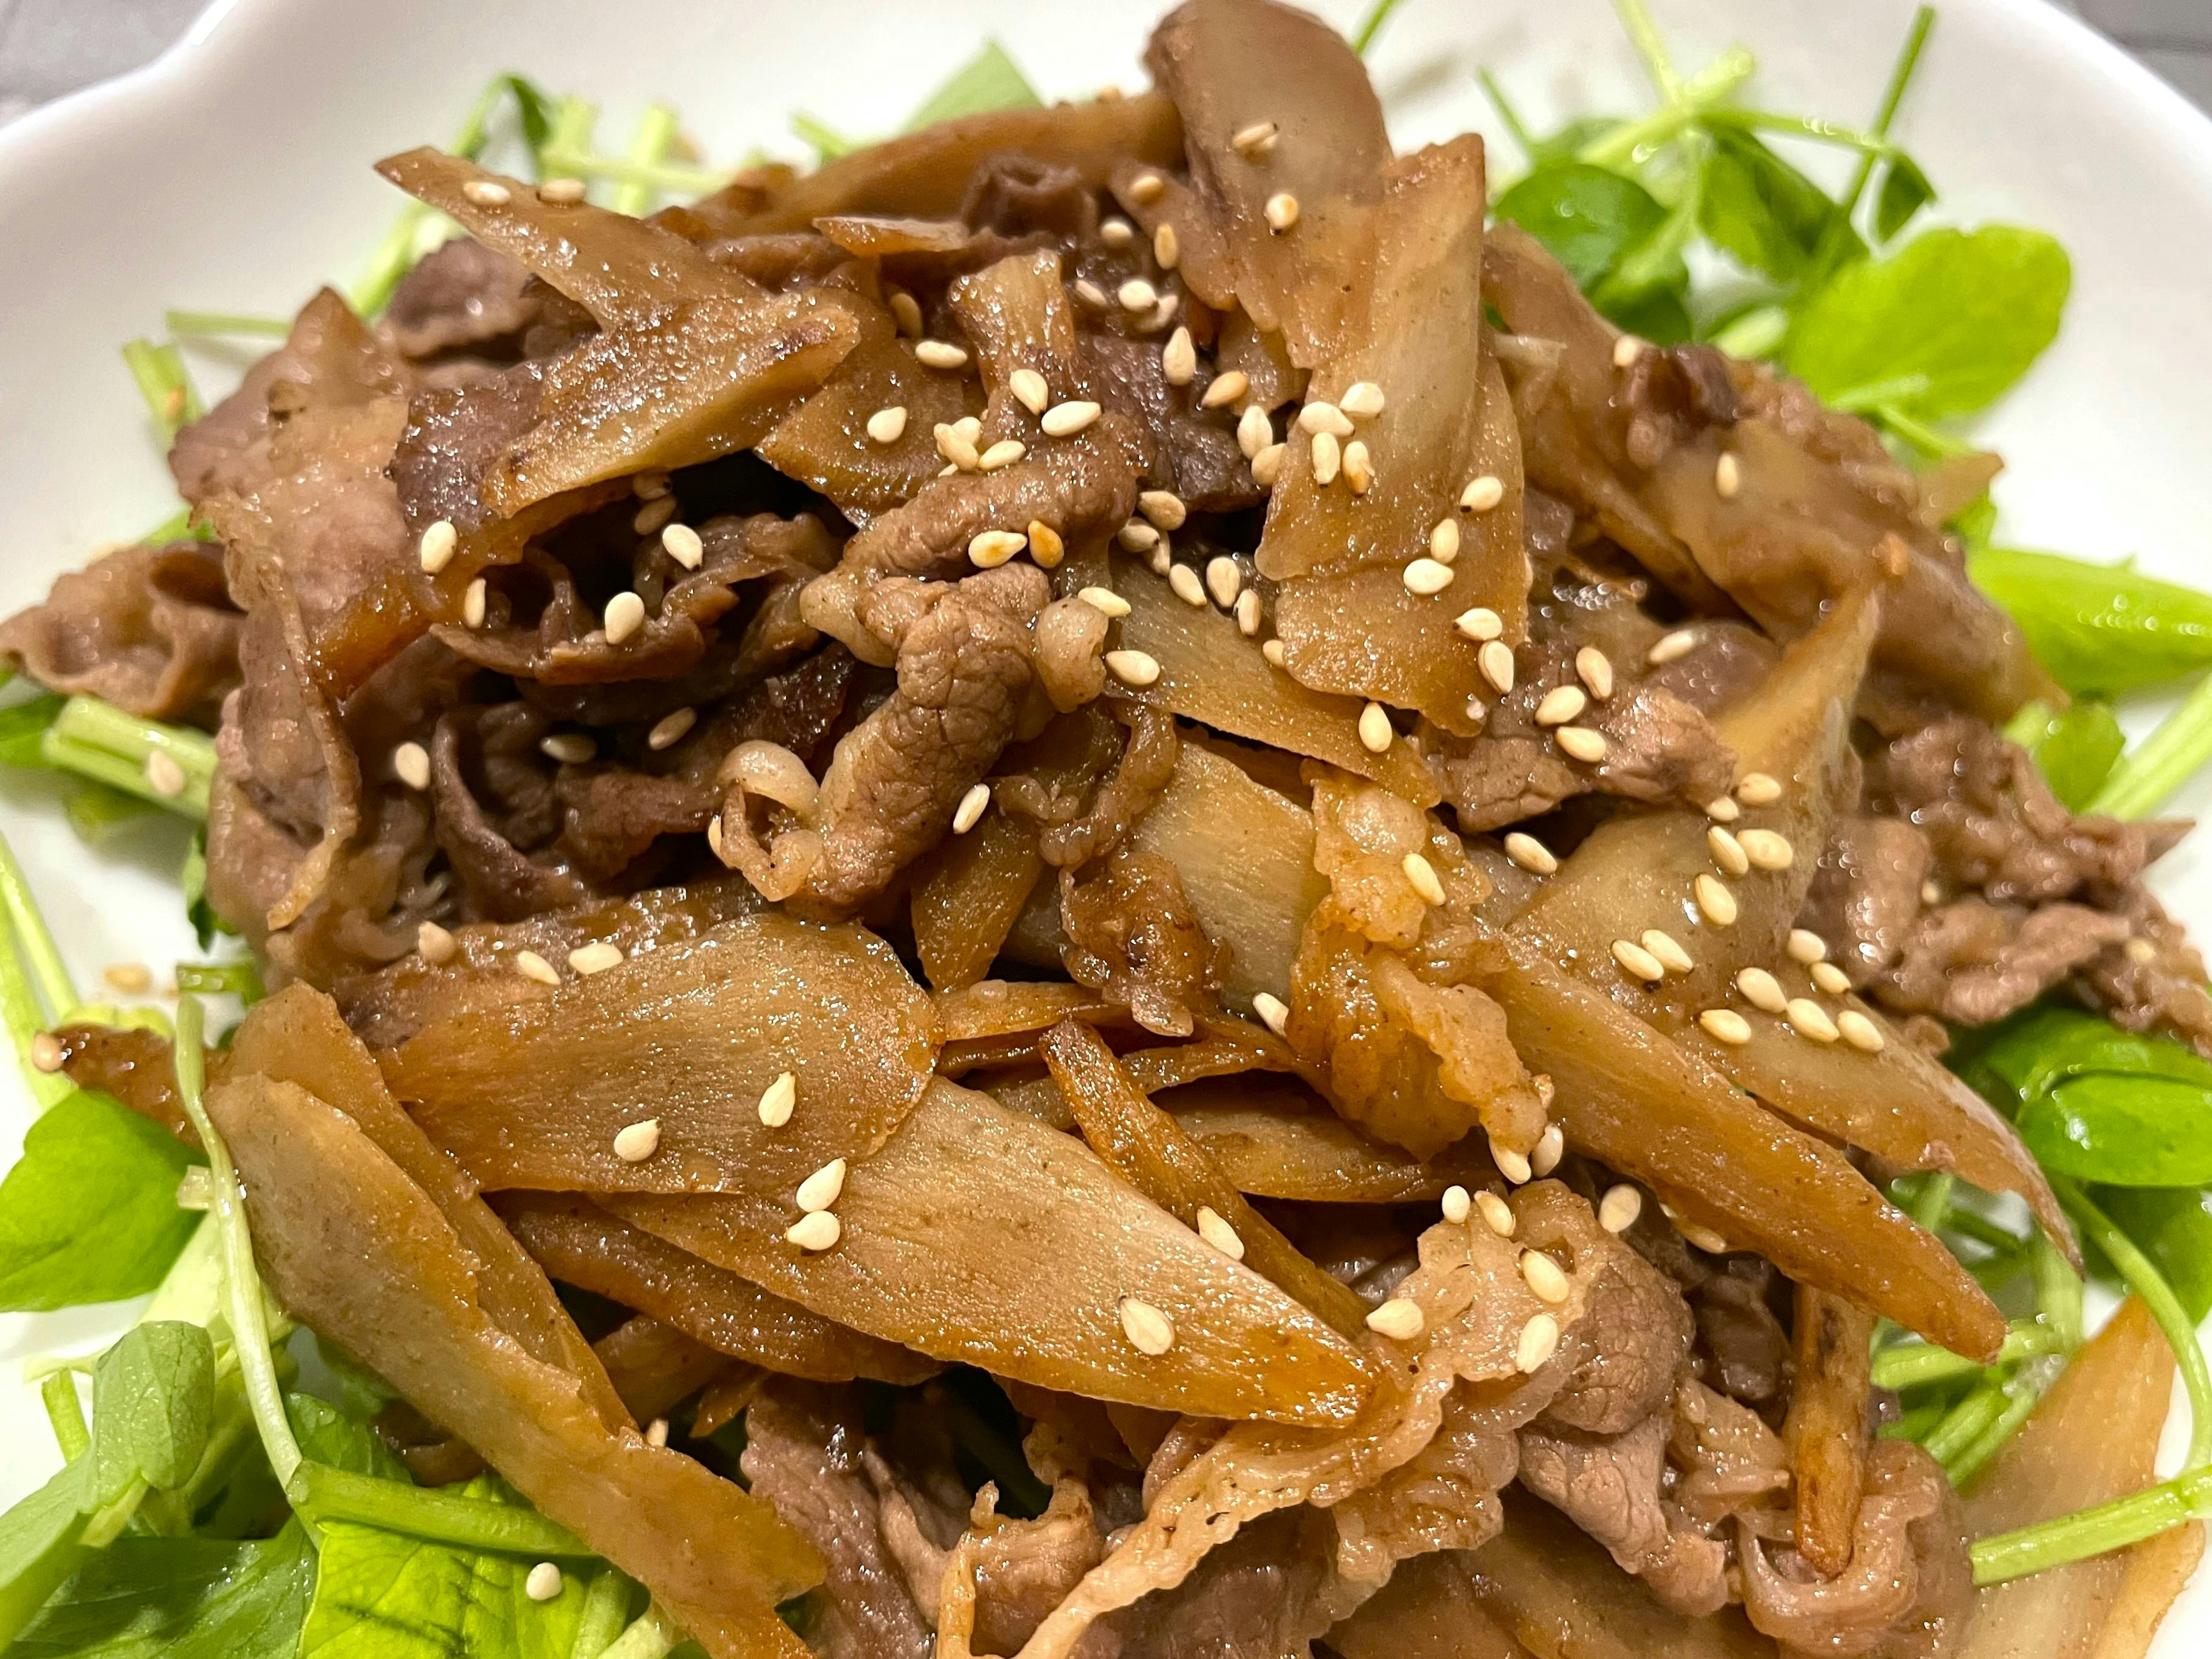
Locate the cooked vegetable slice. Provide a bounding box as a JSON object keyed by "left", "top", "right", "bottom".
{"left": 910, "top": 804, "right": 1046, "bottom": 993}
{"left": 1784, "top": 1286, "right": 1876, "bottom": 1578}
{"left": 1164, "top": 1077, "right": 1498, "bottom": 1202}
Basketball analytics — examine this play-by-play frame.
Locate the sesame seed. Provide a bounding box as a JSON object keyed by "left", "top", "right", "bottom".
{"left": 865, "top": 406, "right": 908, "bottom": 445}
{"left": 796, "top": 1158, "right": 848, "bottom": 1213}
{"left": 1147, "top": 544, "right": 1173, "bottom": 577}
{"left": 915, "top": 340, "right": 968, "bottom": 370}
{"left": 1073, "top": 278, "right": 1111, "bottom": 309}
{"left": 540, "top": 732, "right": 595, "bottom": 764}
{"left": 1534, "top": 684, "right": 1586, "bottom": 726}
{"left": 1575, "top": 647, "right": 1614, "bottom": 700}
{"left": 787, "top": 1211, "right": 843, "bottom": 1252}
{"left": 1555, "top": 726, "right": 1608, "bottom": 764}
{"left": 1430, "top": 518, "right": 1462, "bottom": 564}
{"left": 1456, "top": 607, "right": 1503, "bottom": 642}
{"left": 103, "top": 962, "right": 151, "bottom": 995}
{"left": 1517, "top": 1312, "right": 1562, "bottom": 1373}
{"left": 1262, "top": 638, "right": 1287, "bottom": 666}
{"left": 612, "top": 1117, "right": 661, "bottom": 1161}
{"left": 1041, "top": 399, "right": 1103, "bottom": 435}
{"left": 1264, "top": 192, "right": 1300, "bottom": 232}
{"left": 1357, "top": 702, "right": 1393, "bottom": 755}
{"left": 1100, "top": 216, "right": 1135, "bottom": 249}
{"left": 1026, "top": 521, "right": 1065, "bottom": 569}
{"left": 968, "top": 529, "right": 1028, "bottom": 569}
{"left": 1194, "top": 1205, "right": 1244, "bottom": 1259}
{"left": 569, "top": 941, "right": 624, "bottom": 976}
{"left": 934, "top": 423, "right": 980, "bottom": 470}
{"left": 758, "top": 1071, "right": 797, "bottom": 1127}
{"left": 1401, "top": 852, "right": 1446, "bottom": 906}
{"left": 1342, "top": 440, "right": 1374, "bottom": 494}
{"left": 1706, "top": 796, "right": 1741, "bottom": 823}
{"left": 1403, "top": 558, "right": 1454, "bottom": 596}
{"left": 1612, "top": 335, "right": 1643, "bottom": 369}
{"left": 1479, "top": 640, "right": 1516, "bottom": 694}
{"left": 1739, "top": 829, "right": 1794, "bottom": 871}
{"left": 1198, "top": 556, "right": 1242, "bottom": 610}
{"left": 1118, "top": 519, "right": 1161, "bottom": 553}
{"left": 1309, "top": 430, "right": 1342, "bottom": 485}
{"left": 2125, "top": 936, "right": 2158, "bottom": 964}
{"left": 632, "top": 494, "right": 677, "bottom": 534}
{"left": 633, "top": 471, "right": 671, "bottom": 500}
{"left": 603, "top": 590, "right": 645, "bottom": 645}
{"left": 643, "top": 707, "right": 695, "bottom": 752}
{"left": 1251, "top": 442, "right": 1285, "bottom": 487}
{"left": 393, "top": 741, "right": 431, "bottom": 791}
{"left": 1139, "top": 489, "right": 1188, "bottom": 530}
{"left": 1366, "top": 1297, "right": 1425, "bottom": 1339}
{"left": 1708, "top": 825, "right": 1749, "bottom": 877}
{"left": 1599, "top": 1184, "right": 1643, "bottom": 1233}
{"left": 1520, "top": 1248, "right": 1570, "bottom": 1304}
{"left": 1786, "top": 998, "right": 1839, "bottom": 1043}
{"left": 1809, "top": 961, "right": 1852, "bottom": 997}
{"left": 1737, "top": 967, "right": 1787, "bottom": 1013}
{"left": 1162, "top": 327, "right": 1197, "bottom": 386}
{"left": 1492, "top": 1135, "right": 1534, "bottom": 1184}
{"left": 29, "top": 1031, "right": 62, "bottom": 1073}
{"left": 538, "top": 177, "right": 587, "bottom": 204}
{"left": 1460, "top": 474, "right": 1505, "bottom": 513}
{"left": 418, "top": 921, "right": 457, "bottom": 964}
{"left": 1230, "top": 119, "right": 1279, "bottom": 157}
{"left": 1736, "top": 771, "right": 1783, "bottom": 806}
{"left": 1078, "top": 586, "right": 1130, "bottom": 619}
{"left": 1168, "top": 564, "right": 1207, "bottom": 608}
{"left": 1699, "top": 1007, "right": 1753, "bottom": 1046}
{"left": 1234, "top": 588, "right": 1262, "bottom": 635}
{"left": 646, "top": 1418, "right": 669, "bottom": 1448}
{"left": 1532, "top": 1123, "right": 1565, "bottom": 1176}
{"left": 990, "top": 368, "right": 1043, "bottom": 420}
{"left": 526, "top": 1562, "right": 563, "bottom": 1601}
{"left": 888, "top": 291, "right": 923, "bottom": 335}
{"left": 1253, "top": 990, "right": 1290, "bottom": 1037}
{"left": 1641, "top": 929, "right": 1694, "bottom": 974}
{"left": 1715, "top": 452, "right": 1742, "bottom": 499}
{"left": 1647, "top": 628, "right": 1698, "bottom": 666}
{"left": 1128, "top": 172, "right": 1165, "bottom": 204}
{"left": 1838, "top": 1010, "right": 1885, "bottom": 1052}
{"left": 1503, "top": 832, "right": 1558, "bottom": 875}
{"left": 146, "top": 751, "right": 187, "bottom": 798}
{"left": 516, "top": 950, "right": 560, "bottom": 987}
{"left": 1695, "top": 874, "right": 1738, "bottom": 926}
{"left": 1786, "top": 931, "right": 1826, "bottom": 965}
{"left": 463, "top": 578, "right": 488, "bottom": 630}
{"left": 1612, "top": 938, "right": 1666, "bottom": 983}
{"left": 1296, "top": 400, "right": 1353, "bottom": 439}
{"left": 1119, "top": 277, "right": 1159, "bottom": 313}
{"left": 1119, "top": 1295, "right": 1175, "bottom": 1353}
{"left": 463, "top": 179, "right": 512, "bottom": 207}
{"left": 661, "top": 523, "right": 704, "bottom": 571}
{"left": 1200, "top": 370, "right": 1249, "bottom": 410}
{"left": 1147, "top": 302, "right": 1181, "bottom": 340}
{"left": 418, "top": 519, "right": 457, "bottom": 574}
{"left": 979, "top": 439, "right": 1027, "bottom": 471}
{"left": 1154, "top": 222, "right": 1181, "bottom": 268}
{"left": 952, "top": 782, "right": 991, "bottom": 834}
{"left": 1921, "top": 880, "right": 1944, "bottom": 907}
{"left": 1105, "top": 649, "right": 1161, "bottom": 688}
{"left": 1678, "top": 1217, "right": 1731, "bottom": 1254}
{"left": 1471, "top": 1189, "right": 1516, "bottom": 1237}
{"left": 1340, "top": 381, "right": 1385, "bottom": 420}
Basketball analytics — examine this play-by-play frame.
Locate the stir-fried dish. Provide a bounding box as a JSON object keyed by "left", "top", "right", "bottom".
{"left": 3, "top": 1, "right": 2212, "bottom": 1655}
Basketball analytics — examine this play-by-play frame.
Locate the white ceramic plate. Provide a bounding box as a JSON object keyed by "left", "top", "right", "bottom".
{"left": 0, "top": 0, "right": 2206, "bottom": 1645}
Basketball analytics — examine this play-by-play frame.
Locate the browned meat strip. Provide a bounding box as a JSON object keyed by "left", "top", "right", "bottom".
{"left": 1516, "top": 1412, "right": 1728, "bottom": 1617}
{"left": 383, "top": 236, "right": 540, "bottom": 363}
{"left": 2075, "top": 892, "right": 2212, "bottom": 1059}
{"left": 1060, "top": 847, "right": 1226, "bottom": 1039}
{"left": 1876, "top": 897, "right": 2130, "bottom": 1027}
{"left": 1800, "top": 815, "right": 1935, "bottom": 987}
{"left": 0, "top": 540, "right": 240, "bottom": 723}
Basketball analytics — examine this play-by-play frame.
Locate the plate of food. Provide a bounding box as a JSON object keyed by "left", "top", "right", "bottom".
{"left": 0, "top": 0, "right": 2206, "bottom": 1653}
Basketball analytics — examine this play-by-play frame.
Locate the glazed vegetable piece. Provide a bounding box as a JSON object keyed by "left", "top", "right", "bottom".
{"left": 756, "top": 335, "right": 982, "bottom": 523}
{"left": 498, "top": 1193, "right": 937, "bottom": 1385}
{"left": 608, "top": 1078, "right": 1373, "bottom": 1427}
{"left": 910, "top": 806, "right": 1047, "bottom": 992}
{"left": 206, "top": 1070, "right": 821, "bottom": 1659}
{"left": 384, "top": 911, "right": 936, "bottom": 1196}
{"left": 1039, "top": 1018, "right": 1372, "bottom": 1338}
{"left": 1163, "top": 1075, "right": 1503, "bottom": 1203}
{"left": 1784, "top": 1285, "right": 1877, "bottom": 1580}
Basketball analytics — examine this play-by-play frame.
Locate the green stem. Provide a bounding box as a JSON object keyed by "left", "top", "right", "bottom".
{"left": 1609, "top": 0, "right": 1685, "bottom": 102}
{"left": 1873, "top": 1321, "right": 2071, "bottom": 1391}
{"left": 1871, "top": 402, "right": 1973, "bottom": 459}
{"left": 609, "top": 104, "right": 679, "bottom": 217}
{"left": 571, "top": 1567, "right": 636, "bottom": 1658}
{"left": 2058, "top": 1179, "right": 2212, "bottom": 1468}
{"left": 1841, "top": 5, "right": 1936, "bottom": 218}
{"left": 536, "top": 149, "right": 728, "bottom": 196}
{"left": 2086, "top": 672, "right": 2212, "bottom": 821}
{"left": 286, "top": 1461, "right": 592, "bottom": 1556}
{"left": 596, "top": 1603, "right": 683, "bottom": 1659}
{"left": 1353, "top": 0, "right": 1409, "bottom": 55}
{"left": 1922, "top": 1382, "right": 2006, "bottom": 1465}
{"left": 1579, "top": 47, "right": 1755, "bottom": 168}
{"left": 39, "top": 1372, "right": 88, "bottom": 1463}
{"left": 1707, "top": 304, "right": 1789, "bottom": 359}
{"left": 120, "top": 341, "right": 202, "bottom": 446}
{"left": 0, "top": 825, "right": 75, "bottom": 1024}
{"left": 44, "top": 696, "right": 215, "bottom": 819}
{"left": 1975, "top": 1463, "right": 2212, "bottom": 1585}
{"left": 1703, "top": 107, "right": 1904, "bottom": 158}
{"left": 1946, "top": 1368, "right": 2051, "bottom": 1486}
{"left": 163, "top": 310, "right": 291, "bottom": 338}
{"left": 1477, "top": 69, "right": 1539, "bottom": 158}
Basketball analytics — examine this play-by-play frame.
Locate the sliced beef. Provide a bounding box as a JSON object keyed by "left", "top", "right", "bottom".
{"left": 1874, "top": 897, "right": 2129, "bottom": 1028}
{"left": 0, "top": 540, "right": 240, "bottom": 723}
{"left": 1691, "top": 1257, "right": 1793, "bottom": 1411}
{"left": 2075, "top": 892, "right": 2212, "bottom": 1060}
{"left": 382, "top": 236, "right": 540, "bottom": 363}
{"left": 1516, "top": 1412, "right": 1729, "bottom": 1617}
{"left": 959, "top": 1480, "right": 1109, "bottom": 1657}
{"left": 1060, "top": 846, "right": 1226, "bottom": 1039}
{"left": 1101, "top": 1507, "right": 1350, "bottom": 1659}
{"left": 1800, "top": 816, "right": 1934, "bottom": 988}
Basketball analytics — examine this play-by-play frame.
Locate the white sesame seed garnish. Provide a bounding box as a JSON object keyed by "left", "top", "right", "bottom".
{"left": 1679, "top": 1217, "right": 1732, "bottom": 1254}
{"left": 1261, "top": 638, "right": 1287, "bottom": 666}
{"left": 1139, "top": 489, "right": 1188, "bottom": 530}
{"left": 1253, "top": 990, "right": 1290, "bottom": 1037}
{"left": 1309, "top": 430, "right": 1342, "bottom": 486}
{"left": 1357, "top": 702, "right": 1393, "bottom": 755}
{"left": 1737, "top": 967, "right": 1787, "bottom": 1014}
{"left": 1264, "top": 191, "right": 1300, "bottom": 232}
{"left": 888, "top": 291, "right": 923, "bottom": 336}
{"left": 863, "top": 404, "right": 909, "bottom": 446}
{"left": 1430, "top": 518, "right": 1461, "bottom": 565}
{"left": 634, "top": 496, "right": 678, "bottom": 536}
{"left": 1478, "top": 641, "right": 1516, "bottom": 694}
{"left": 1401, "top": 852, "right": 1446, "bottom": 906}
{"left": 514, "top": 950, "right": 559, "bottom": 987}
{"left": 1403, "top": 557, "right": 1454, "bottom": 596}
{"left": 29, "top": 1031, "right": 62, "bottom": 1073}
{"left": 103, "top": 962, "right": 151, "bottom": 995}
{"left": 1435, "top": 1185, "right": 1471, "bottom": 1225}
{"left": 463, "top": 578, "right": 488, "bottom": 630}
{"left": 1555, "top": 726, "right": 1608, "bottom": 764}
{"left": 1200, "top": 370, "right": 1249, "bottom": 410}
{"left": 146, "top": 751, "right": 187, "bottom": 798}
{"left": 1118, "top": 520, "right": 1161, "bottom": 554}
{"left": 1465, "top": 1190, "right": 1512, "bottom": 1238}
{"left": 611, "top": 1117, "right": 661, "bottom": 1161}
{"left": 934, "top": 424, "right": 980, "bottom": 470}
{"left": 1147, "top": 544, "right": 1173, "bottom": 577}
{"left": 1251, "top": 442, "right": 1285, "bottom": 487}
{"left": 796, "top": 1158, "right": 848, "bottom": 1214}
{"left": 1612, "top": 336, "right": 1643, "bottom": 369}
{"left": 603, "top": 590, "right": 645, "bottom": 646}
{"left": 1695, "top": 874, "right": 1738, "bottom": 927}
{"left": 1105, "top": 649, "right": 1161, "bottom": 688}
{"left": 1202, "top": 556, "right": 1243, "bottom": 610}
{"left": 1162, "top": 327, "right": 1197, "bottom": 386}
{"left": 1168, "top": 564, "right": 1207, "bottom": 608}
{"left": 1342, "top": 440, "right": 1374, "bottom": 494}
{"left": 1128, "top": 172, "right": 1165, "bottom": 204}
{"left": 1574, "top": 647, "right": 1614, "bottom": 700}
{"left": 463, "top": 179, "right": 512, "bottom": 207}
{"left": 1708, "top": 825, "right": 1750, "bottom": 877}
{"left": 1517, "top": 1311, "right": 1562, "bottom": 1373}
{"left": 757, "top": 1071, "right": 797, "bottom": 1128}
{"left": 1078, "top": 586, "right": 1130, "bottom": 619}
{"left": 1119, "top": 277, "right": 1159, "bottom": 313}
{"left": 787, "top": 1211, "right": 843, "bottom": 1252}
{"left": 1739, "top": 829, "right": 1794, "bottom": 871}
{"left": 1534, "top": 684, "right": 1586, "bottom": 727}
{"left": 393, "top": 742, "right": 431, "bottom": 791}
{"left": 1781, "top": 929, "right": 1824, "bottom": 962}
{"left": 1234, "top": 588, "right": 1262, "bottom": 635}
{"left": 1041, "top": 399, "right": 1102, "bottom": 436}
{"left": 418, "top": 519, "right": 457, "bottom": 574}
{"left": 1194, "top": 1205, "right": 1244, "bottom": 1260}
{"left": 1153, "top": 221, "right": 1180, "bottom": 269}
{"left": 978, "top": 440, "right": 1027, "bottom": 472}
{"left": 1297, "top": 401, "right": 1354, "bottom": 439}
{"left": 1366, "top": 1297, "right": 1425, "bottom": 1340}
{"left": 939, "top": 781, "right": 990, "bottom": 837}
{"left": 1736, "top": 771, "right": 1783, "bottom": 806}
{"left": 632, "top": 471, "right": 671, "bottom": 501}
{"left": 1073, "top": 278, "right": 1111, "bottom": 309}
{"left": 540, "top": 732, "right": 595, "bottom": 764}
{"left": 1706, "top": 796, "right": 1742, "bottom": 823}
{"left": 968, "top": 529, "right": 1028, "bottom": 569}
{"left": 1520, "top": 1249, "right": 1570, "bottom": 1305}
{"left": 538, "top": 177, "right": 587, "bottom": 204}
{"left": 1714, "top": 452, "right": 1742, "bottom": 499}
{"left": 1340, "top": 381, "right": 1385, "bottom": 420}
{"left": 1492, "top": 1135, "right": 1534, "bottom": 1185}
{"left": 569, "top": 941, "right": 624, "bottom": 976}
{"left": 1230, "top": 119, "right": 1279, "bottom": 157}
{"left": 646, "top": 707, "right": 696, "bottom": 752}
{"left": 1921, "top": 880, "right": 1943, "bottom": 907}
{"left": 1786, "top": 998, "right": 1840, "bottom": 1043}
{"left": 1460, "top": 474, "right": 1505, "bottom": 513}
{"left": 1598, "top": 1184, "right": 1643, "bottom": 1234}
{"left": 645, "top": 1418, "right": 669, "bottom": 1448}
{"left": 1028, "top": 521, "right": 1065, "bottom": 569}
{"left": 1699, "top": 1009, "right": 1752, "bottom": 1051}
{"left": 657, "top": 522, "right": 704, "bottom": 572}
{"left": 915, "top": 340, "right": 968, "bottom": 370}
{"left": 1810, "top": 961, "right": 1851, "bottom": 997}
{"left": 1531, "top": 1123, "right": 1565, "bottom": 1176}
{"left": 1838, "top": 1009, "right": 1885, "bottom": 1052}
{"left": 1118, "top": 1295, "right": 1177, "bottom": 1355}
{"left": 1641, "top": 930, "right": 1694, "bottom": 974}
{"left": 1455, "top": 607, "right": 1503, "bottom": 642}
{"left": 1612, "top": 938, "right": 1666, "bottom": 983}
{"left": 1100, "top": 216, "right": 1135, "bottom": 249}
{"left": 525, "top": 1562, "right": 563, "bottom": 1602}
{"left": 418, "top": 921, "right": 457, "bottom": 965}
{"left": 1503, "top": 832, "right": 1557, "bottom": 875}
{"left": 1647, "top": 628, "right": 1698, "bottom": 666}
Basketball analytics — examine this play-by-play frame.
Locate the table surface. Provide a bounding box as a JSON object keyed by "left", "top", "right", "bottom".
{"left": 1, "top": 0, "right": 2207, "bottom": 123}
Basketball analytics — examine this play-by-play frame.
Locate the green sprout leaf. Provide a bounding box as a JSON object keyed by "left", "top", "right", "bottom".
{"left": 11, "top": 1525, "right": 315, "bottom": 1659}
{"left": 902, "top": 41, "right": 1041, "bottom": 130}
{"left": 1698, "top": 127, "right": 1854, "bottom": 287}
{"left": 2003, "top": 698, "right": 2126, "bottom": 811}
{"left": 1493, "top": 161, "right": 1670, "bottom": 291}
{"left": 1874, "top": 150, "right": 1935, "bottom": 240}
{"left": 1970, "top": 546, "right": 2212, "bottom": 697}
{"left": 91, "top": 1323, "right": 217, "bottom": 1504}
{"left": 1963, "top": 1007, "right": 2212, "bottom": 1188}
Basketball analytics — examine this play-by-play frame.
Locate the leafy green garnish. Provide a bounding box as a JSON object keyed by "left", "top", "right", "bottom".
{"left": 12, "top": 1525, "right": 315, "bottom": 1659}
{"left": 0, "top": 1092, "right": 203, "bottom": 1312}
{"left": 2002, "top": 699, "right": 2124, "bottom": 811}
{"left": 2088, "top": 669, "right": 2212, "bottom": 822}
{"left": 1698, "top": 126, "right": 1854, "bottom": 287}
{"left": 2095, "top": 1187, "right": 2212, "bottom": 1324}
{"left": 119, "top": 343, "right": 202, "bottom": 449}
{"left": 91, "top": 1324, "right": 215, "bottom": 1506}
{"left": 903, "top": 41, "right": 1041, "bottom": 130}
{"left": 1970, "top": 547, "right": 2212, "bottom": 696}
